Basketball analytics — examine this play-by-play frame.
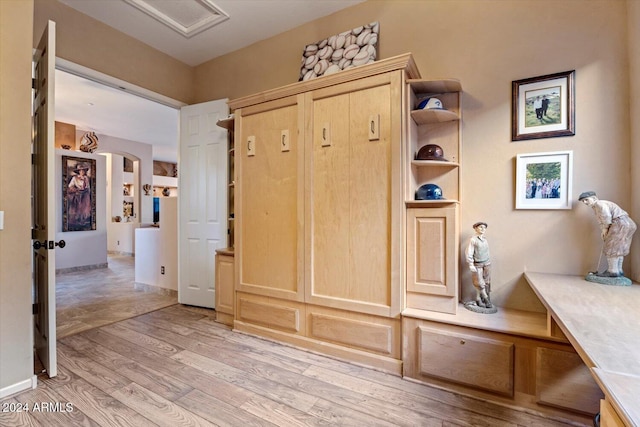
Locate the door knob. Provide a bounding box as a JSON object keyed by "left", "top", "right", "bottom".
{"left": 33, "top": 240, "right": 66, "bottom": 250}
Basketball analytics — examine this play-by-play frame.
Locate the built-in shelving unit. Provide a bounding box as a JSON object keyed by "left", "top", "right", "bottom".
{"left": 216, "top": 115, "right": 235, "bottom": 249}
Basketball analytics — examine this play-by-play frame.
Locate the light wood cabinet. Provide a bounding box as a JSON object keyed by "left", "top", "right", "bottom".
{"left": 236, "top": 95, "right": 303, "bottom": 301}
{"left": 406, "top": 207, "right": 459, "bottom": 314}
{"left": 227, "top": 54, "right": 596, "bottom": 424}
{"left": 214, "top": 250, "right": 234, "bottom": 326}
{"left": 403, "top": 318, "right": 601, "bottom": 422}
{"left": 230, "top": 55, "right": 417, "bottom": 373}
{"left": 305, "top": 72, "right": 403, "bottom": 317}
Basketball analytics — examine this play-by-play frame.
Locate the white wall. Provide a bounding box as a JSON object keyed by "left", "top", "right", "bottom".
{"left": 84, "top": 131, "right": 154, "bottom": 224}
{"left": 55, "top": 149, "right": 107, "bottom": 270}
{"left": 135, "top": 197, "right": 178, "bottom": 290}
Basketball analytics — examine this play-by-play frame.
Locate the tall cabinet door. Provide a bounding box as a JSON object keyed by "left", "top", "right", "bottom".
{"left": 236, "top": 96, "right": 304, "bottom": 302}
{"left": 306, "top": 73, "right": 403, "bottom": 317}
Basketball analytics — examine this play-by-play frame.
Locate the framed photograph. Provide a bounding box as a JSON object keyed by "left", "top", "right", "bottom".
{"left": 515, "top": 150, "right": 573, "bottom": 210}
{"left": 62, "top": 156, "right": 97, "bottom": 231}
{"left": 512, "top": 70, "right": 575, "bottom": 141}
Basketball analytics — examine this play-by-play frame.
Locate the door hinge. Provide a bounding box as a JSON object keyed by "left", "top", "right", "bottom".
{"left": 32, "top": 78, "right": 36, "bottom": 90}
{"left": 32, "top": 303, "right": 38, "bottom": 315}
{"left": 31, "top": 153, "right": 36, "bottom": 165}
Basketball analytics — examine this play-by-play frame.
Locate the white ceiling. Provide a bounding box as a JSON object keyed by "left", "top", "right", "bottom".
{"left": 55, "top": 69, "right": 180, "bottom": 163}
{"left": 55, "top": 0, "right": 365, "bottom": 163}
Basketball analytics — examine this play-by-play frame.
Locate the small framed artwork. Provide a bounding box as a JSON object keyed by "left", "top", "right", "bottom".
{"left": 515, "top": 150, "right": 573, "bottom": 210}
{"left": 512, "top": 70, "right": 575, "bottom": 141}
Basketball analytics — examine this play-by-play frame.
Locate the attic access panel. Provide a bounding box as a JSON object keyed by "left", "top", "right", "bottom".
{"left": 123, "top": 0, "right": 229, "bottom": 38}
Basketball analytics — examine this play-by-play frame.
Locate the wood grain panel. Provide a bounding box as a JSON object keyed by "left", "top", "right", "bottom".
{"left": 237, "top": 297, "right": 300, "bottom": 333}
{"left": 308, "top": 81, "right": 393, "bottom": 312}
{"left": 215, "top": 253, "right": 234, "bottom": 323}
{"left": 417, "top": 326, "right": 514, "bottom": 396}
{"left": 410, "top": 217, "right": 446, "bottom": 290}
{"left": 110, "top": 382, "right": 216, "bottom": 426}
{"left": 309, "top": 313, "right": 393, "bottom": 355}
{"left": 600, "top": 399, "right": 625, "bottom": 427}
{"left": 406, "top": 207, "right": 458, "bottom": 314}
{"left": 536, "top": 347, "right": 602, "bottom": 414}
{"left": 239, "top": 98, "right": 301, "bottom": 297}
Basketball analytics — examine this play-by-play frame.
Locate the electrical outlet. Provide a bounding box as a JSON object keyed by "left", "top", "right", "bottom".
{"left": 161, "top": 266, "right": 165, "bottom": 275}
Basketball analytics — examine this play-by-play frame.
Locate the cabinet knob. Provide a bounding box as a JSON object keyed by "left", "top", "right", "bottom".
{"left": 460, "top": 340, "right": 466, "bottom": 345}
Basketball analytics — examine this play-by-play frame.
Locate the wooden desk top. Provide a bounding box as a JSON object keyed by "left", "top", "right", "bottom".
{"left": 525, "top": 272, "right": 640, "bottom": 426}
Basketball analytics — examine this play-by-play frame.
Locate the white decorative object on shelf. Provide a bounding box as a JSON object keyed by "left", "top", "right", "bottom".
{"left": 299, "top": 22, "right": 379, "bottom": 81}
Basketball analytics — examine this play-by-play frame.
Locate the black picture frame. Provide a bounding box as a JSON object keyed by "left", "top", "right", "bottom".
{"left": 512, "top": 70, "right": 575, "bottom": 141}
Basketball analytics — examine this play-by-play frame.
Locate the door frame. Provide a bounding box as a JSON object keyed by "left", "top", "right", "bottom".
{"left": 39, "top": 59, "right": 186, "bottom": 375}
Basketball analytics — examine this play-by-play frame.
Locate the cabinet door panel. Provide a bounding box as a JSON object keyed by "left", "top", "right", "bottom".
{"left": 308, "top": 82, "right": 392, "bottom": 314}
{"left": 418, "top": 326, "right": 515, "bottom": 396}
{"left": 238, "top": 99, "right": 302, "bottom": 299}
{"left": 406, "top": 207, "right": 458, "bottom": 314}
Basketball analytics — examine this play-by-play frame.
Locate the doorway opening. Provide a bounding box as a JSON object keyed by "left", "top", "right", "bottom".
{"left": 45, "top": 63, "right": 182, "bottom": 363}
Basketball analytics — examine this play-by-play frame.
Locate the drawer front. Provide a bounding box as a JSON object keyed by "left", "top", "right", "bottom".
{"left": 236, "top": 296, "right": 301, "bottom": 333}
{"left": 308, "top": 312, "right": 394, "bottom": 356}
{"left": 418, "top": 326, "right": 514, "bottom": 396}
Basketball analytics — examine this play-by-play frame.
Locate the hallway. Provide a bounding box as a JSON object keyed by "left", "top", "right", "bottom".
{"left": 56, "top": 254, "right": 178, "bottom": 339}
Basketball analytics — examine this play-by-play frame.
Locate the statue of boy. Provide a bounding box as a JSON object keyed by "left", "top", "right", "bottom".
{"left": 466, "top": 222, "right": 493, "bottom": 309}
{"left": 579, "top": 191, "right": 637, "bottom": 277}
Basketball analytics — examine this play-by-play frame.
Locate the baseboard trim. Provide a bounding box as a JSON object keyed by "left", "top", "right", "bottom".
{"left": 134, "top": 282, "right": 178, "bottom": 297}
{"left": 0, "top": 375, "right": 37, "bottom": 399}
{"left": 56, "top": 263, "right": 108, "bottom": 274}
{"left": 108, "top": 251, "right": 134, "bottom": 256}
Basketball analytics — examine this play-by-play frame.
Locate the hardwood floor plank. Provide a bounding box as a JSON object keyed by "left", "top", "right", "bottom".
{"left": 0, "top": 398, "right": 43, "bottom": 427}
{"left": 168, "top": 340, "right": 439, "bottom": 426}
{"left": 110, "top": 382, "right": 215, "bottom": 427}
{"left": 175, "top": 389, "right": 276, "bottom": 427}
{"left": 12, "top": 384, "right": 99, "bottom": 426}
{"left": 57, "top": 342, "right": 132, "bottom": 394}
{"left": 171, "top": 350, "right": 320, "bottom": 412}
{"left": 78, "top": 327, "right": 269, "bottom": 411}
{"left": 53, "top": 377, "right": 157, "bottom": 427}
{"left": 122, "top": 317, "right": 311, "bottom": 375}
{"left": 98, "top": 323, "right": 183, "bottom": 357}
{"left": 61, "top": 334, "right": 194, "bottom": 402}
{"left": 302, "top": 365, "right": 519, "bottom": 427}
{"left": 237, "top": 395, "right": 332, "bottom": 427}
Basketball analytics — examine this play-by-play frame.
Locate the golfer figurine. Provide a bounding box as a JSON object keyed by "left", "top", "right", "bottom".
{"left": 464, "top": 222, "right": 497, "bottom": 313}
{"left": 579, "top": 191, "right": 637, "bottom": 285}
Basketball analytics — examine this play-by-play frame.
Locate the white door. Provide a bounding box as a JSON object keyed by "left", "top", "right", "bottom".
{"left": 179, "top": 99, "right": 229, "bottom": 307}
{"left": 32, "top": 20, "right": 58, "bottom": 378}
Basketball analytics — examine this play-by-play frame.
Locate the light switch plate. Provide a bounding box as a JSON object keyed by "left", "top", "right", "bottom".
{"left": 0, "top": 211, "right": 4, "bottom": 230}
{"left": 247, "top": 136, "right": 256, "bottom": 156}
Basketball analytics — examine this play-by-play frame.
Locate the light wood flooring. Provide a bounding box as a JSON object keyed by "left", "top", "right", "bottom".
{"left": 2, "top": 256, "right": 589, "bottom": 426}
{"left": 3, "top": 304, "right": 589, "bottom": 427}
{"left": 56, "top": 255, "right": 178, "bottom": 339}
